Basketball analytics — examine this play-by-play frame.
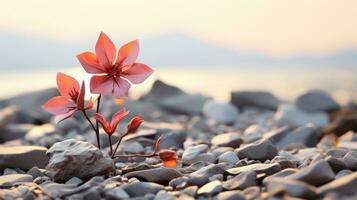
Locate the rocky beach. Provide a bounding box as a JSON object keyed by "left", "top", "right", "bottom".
{"left": 0, "top": 79, "right": 356, "bottom": 200}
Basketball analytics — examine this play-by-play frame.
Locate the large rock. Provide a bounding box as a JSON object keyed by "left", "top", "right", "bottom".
{"left": 275, "top": 104, "right": 328, "bottom": 128}
{"left": 235, "top": 139, "right": 278, "bottom": 161}
{"left": 46, "top": 139, "right": 114, "bottom": 182}
{"left": 296, "top": 90, "right": 340, "bottom": 113}
{"left": 230, "top": 91, "right": 281, "bottom": 110}
{"left": 0, "top": 146, "right": 48, "bottom": 170}
{"left": 203, "top": 100, "right": 239, "bottom": 124}
{"left": 140, "top": 80, "right": 185, "bottom": 102}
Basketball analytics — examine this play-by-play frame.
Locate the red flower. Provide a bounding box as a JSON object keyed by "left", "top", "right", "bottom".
{"left": 94, "top": 108, "right": 129, "bottom": 135}
{"left": 42, "top": 72, "right": 94, "bottom": 123}
{"left": 127, "top": 115, "right": 143, "bottom": 134}
{"left": 77, "top": 32, "right": 154, "bottom": 97}
{"left": 154, "top": 136, "right": 177, "bottom": 167}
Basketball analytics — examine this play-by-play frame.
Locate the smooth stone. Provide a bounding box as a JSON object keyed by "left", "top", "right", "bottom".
{"left": 187, "top": 164, "right": 226, "bottom": 186}
{"left": 160, "top": 93, "right": 210, "bottom": 115}
{"left": 159, "top": 130, "right": 187, "bottom": 149}
{"left": 211, "top": 147, "right": 235, "bottom": 157}
{"left": 154, "top": 190, "right": 175, "bottom": 200}
{"left": 343, "top": 151, "right": 357, "bottom": 170}
{"left": 211, "top": 132, "right": 243, "bottom": 148}
{"left": 287, "top": 160, "right": 335, "bottom": 186}
{"left": 335, "top": 169, "right": 353, "bottom": 179}
{"left": 266, "top": 178, "right": 316, "bottom": 199}
{"left": 262, "top": 126, "right": 290, "bottom": 145}
{"left": 105, "top": 187, "right": 130, "bottom": 200}
{"left": 27, "top": 166, "right": 46, "bottom": 179}
{"left": 65, "top": 177, "right": 83, "bottom": 186}
{"left": 325, "top": 156, "right": 347, "bottom": 172}
{"left": 222, "top": 171, "right": 256, "bottom": 190}
{"left": 317, "top": 171, "right": 357, "bottom": 196}
{"left": 323, "top": 112, "right": 357, "bottom": 137}
{"left": 243, "top": 186, "right": 260, "bottom": 200}
{"left": 3, "top": 168, "right": 18, "bottom": 175}
{"left": 0, "top": 124, "right": 35, "bottom": 142}
{"left": 203, "top": 100, "right": 239, "bottom": 124}
{"left": 43, "top": 176, "right": 103, "bottom": 198}
{"left": 124, "top": 167, "right": 182, "bottom": 184}
{"left": 46, "top": 139, "right": 114, "bottom": 182}
{"left": 197, "top": 180, "right": 223, "bottom": 196}
{"left": 215, "top": 191, "right": 246, "bottom": 200}
{"left": 169, "top": 176, "right": 188, "bottom": 189}
{"left": 121, "top": 182, "right": 164, "bottom": 197}
{"left": 230, "top": 91, "right": 281, "bottom": 110}
{"left": 243, "top": 124, "right": 264, "bottom": 143}
{"left": 275, "top": 104, "right": 328, "bottom": 128}
{"left": 117, "top": 141, "right": 145, "bottom": 154}
{"left": 140, "top": 80, "right": 185, "bottom": 102}
{"left": 262, "top": 168, "right": 298, "bottom": 185}
{"left": 25, "top": 124, "right": 63, "bottom": 147}
{"left": 326, "top": 148, "right": 349, "bottom": 158}
{"left": 295, "top": 90, "right": 340, "bottom": 113}
{"left": 227, "top": 163, "right": 281, "bottom": 176}
{"left": 0, "top": 146, "right": 48, "bottom": 170}
{"left": 0, "top": 174, "right": 33, "bottom": 185}
{"left": 276, "top": 124, "right": 321, "bottom": 149}
{"left": 182, "top": 144, "right": 208, "bottom": 163}
{"left": 235, "top": 139, "right": 278, "bottom": 161}
{"left": 218, "top": 151, "right": 239, "bottom": 165}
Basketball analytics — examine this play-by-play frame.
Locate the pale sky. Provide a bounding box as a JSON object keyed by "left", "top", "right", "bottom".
{"left": 1, "top": 0, "right": 357, "bottom": 57}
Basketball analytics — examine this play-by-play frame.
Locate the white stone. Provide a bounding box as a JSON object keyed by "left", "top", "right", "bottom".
{"left": 203, "top": 100, "right": 238, "bottom": 124}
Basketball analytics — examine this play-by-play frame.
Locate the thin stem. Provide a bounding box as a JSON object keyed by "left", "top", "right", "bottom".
{"left": 81, "top": 110, "right": 100, "bottom": 148}
{"left": 111, "top": 131, "right": 127, "bottom": 158}
{"left": 95, "top": 94, "right": 102, "bottom": 149}
{"left": 108, "top": 135, "right": 113, "bottom": 156}
{"left": 112, "top": 153, "right": 158, "bottom": 159}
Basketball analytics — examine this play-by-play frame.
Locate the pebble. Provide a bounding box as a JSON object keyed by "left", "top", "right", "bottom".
{"left": 159, "top": 130, "right": 187, "bottom": 149}
{"left": 211, "top": 132, "right": 243, "bottom": 148}
{"left": 317, "top": 171, "right": 357, "bottom": 196}
{"left": 0, "top": 146, "right": 48, "bottom": 171}
{"left": 235, "top": 139, "right": 278, "bottom": 161}
{"left": 287, "top": 160, "right": 335, "bottom": 186}
{"left": 275, "top": 124, "right": 320, "bottom": 149}
{"left": 105, "top": 187, "right": 130, "bottom": 200}
{"left": 342, "top": 151, "right": 357, "bottom": 170}
{"left": 227, "top": 163, "right": 281, "bottom": 176}
{"left": 215, "top": 191, "right": 246, "bottom": 200}
{"left": 266, "top": 178, "right": 316, "bottom": 199}
{"left": 182, "top": 144, "right": 209, "bottom": 163}
{"left": 275, "top": 104, "right": 328, "bottom": 128}
{"left": 222, "top": 171, "right": 256, "bottom": 190}
{"left": 0, "top": 174, "right": 33, "bottom": 186}
{"left": 46, "top": 139, "right": 114, "bottom": 182}
{"left": 203, "top": 100, "right": 239, "bottom": 124}
{"left": 154, "top": 190, "right": 176, "bottom": 200}
{"left": 121, "top": 182, "right": 164, "bottom": 197}
{"left": 124, "top": 167, "right": 182, "bottom": 184}
{"left": 335, "top": 169, "right": 353, "bottom": 179}
{"left": 295, "top": 90, "right": 340, "bottom": 113}
{"left": 230, "top": 91, "right": 281, "bottom": 110}
{"left": 197, "top": 180, "right": 223, "bottom": 196}
{"left": 187, "top": 164, "right": 226, "bottom": 186}
{"left": 218, "top": 151, "right": 239, "bottom": 165}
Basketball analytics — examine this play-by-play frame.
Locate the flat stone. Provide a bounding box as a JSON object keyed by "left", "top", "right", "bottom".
{"left": 203, "top": 100, "right": 239, "bottom": 124}
{"left": 276, "top": 124, "right": 321, "bottom": 149}
{"left": 275, "top": 104, "right": 328, "bottom": 128}
{"left": 222, "top": 171, "right": 256, "bottom": 190}
{"left": 0, "top": 146, "right": 48, "bottom": 171}
{"left": 25, "top": 124, "right": 63, "bottom": 148}
{"left": 197, "top": 180, "right": 223, "bottom": 196}
{"left": 154, "top": 190, "right": 175, "bottom": 200}
{"left": 159, "top": 130, "right": 187, "bottom": 149}
{"left": 0, "top": 174, "right": 33, "bottom": 186}
{"left": 227, "top": 163, "right": 281, "bottom": 176}
{"left": 0, "top": 124, "right": 35, "bottom": 142}
{"left": 287, "top": 160, "right": 335, "bottom": 186}
{"left": 266, "top": 178, "right": 316, "bottom": 199}
{"left": 188, "top": 164, "right": 226, "bottom": 186}
{"left": 262, "top": 168, "right": 298, "bottom": 185}
{"left": 218, "top": 151, "right": 239, "bottom": 165}
{"left": 124, "top": 167, "right": 182, "bottom": 184}
{"left": 182, "top": 144, "right": 208, "bottom": 163}
{"left": 295, "top": 90, "right": 340, "bottom": 113}
{"left": 230, "top": 91, "right": 281, "bottom": 110}
{"left": 211, "top": 132, "right": 243, "bottom": 148}
{"left": 343, "top": 151, "right": 357, "bottom": 170}
{"left": 317, "top": 171, "right": 357, "bottom": 196}
{"left": 326, "top": 148, "right": 349, "bottom": 158}
{"left": 335, "top": 169, "right": 353, "bottom": 179}
{"left": 121, "top": 182, "right": 164, "bottom": 197}
{"left": 160, "top": 93, "right": 210, "bottom": 115}
{"left": 325, "top": 156, "right": 347, "bottom": 172}
{"left": 215, "top": 191, "right": 246, "bottom": 200}
{"left": 235, "top": 139, "right": 278, "bottom": 161}
{"left": 46, "top": 139, "right": 114, "bottom": 182}
{"left": 243, "top": 186, "right": 260, "bottom": 200}
{"left": 105, "top": 187, "right": 130, "bottom": 200}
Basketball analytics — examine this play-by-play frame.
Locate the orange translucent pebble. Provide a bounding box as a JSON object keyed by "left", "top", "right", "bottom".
{"left": 114, "top": 98, "right": 126, "bottom": 105}
{"left": 163, "top": 159, "right": 177, "bottom": 168}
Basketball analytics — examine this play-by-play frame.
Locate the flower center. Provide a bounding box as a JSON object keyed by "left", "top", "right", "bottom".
{"left": 109, "top": 64, "right": 122, "bottom": 77}
{"left": 68, "top": 87, "right": 79, "bottom": 101}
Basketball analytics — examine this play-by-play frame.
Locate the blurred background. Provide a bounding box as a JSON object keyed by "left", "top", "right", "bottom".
{"left": 0, "top": 0, "right": 356, "bottom": 103}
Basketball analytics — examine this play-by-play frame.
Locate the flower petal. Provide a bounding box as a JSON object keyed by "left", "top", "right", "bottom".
{"left": 93, "top": 113, "right": 112, "bottom": 134}
{"left": 77, "top": 81, "right": 85, "bottom": 110}
{"left": 110, "top": 108, "right": 129, "bottom": 129}
{"left": 77, "top": 52, "right": 106, "bottom": 74}
{"left": 57, "top": 72, "right": 80, "bottom": 98}
{"left": 112, "top": 77, "right": 131, "bottom": 97}
{"left": 122, "top": 63, "right": 154, "bottom": 84}
{"left": 95, "top": 32, "right": 116, "bottom": 67}
{"left": 42, "top": 96, "right": 75, "bottom": 115}
{"left": 158, "top": 150, "right": 177, "bottom": 168}
{"left": 90, "top": 75, "right": 114, "bottom": 95}
{"left": 54, "top": 109, "right": 77, "bottom": 124}
{"left": 116, "top": 40, "right": 139, "bottom": 66}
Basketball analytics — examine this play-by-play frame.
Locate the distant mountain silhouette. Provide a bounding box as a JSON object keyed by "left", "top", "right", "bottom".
{"left": 1, "top": 32, "right": 356, "bottom": 70}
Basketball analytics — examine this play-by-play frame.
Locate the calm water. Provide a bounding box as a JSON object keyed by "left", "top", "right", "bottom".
{"left": 0, "top": 66, "right": 356, "bottom": 104}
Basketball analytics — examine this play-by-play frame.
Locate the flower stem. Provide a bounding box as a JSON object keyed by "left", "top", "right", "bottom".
{"left": 108, "top": 135, "right": 113, "bottom": 156}
{"left": 95, "top": 94, "right": 102, "bottom": 149}
{"left": 112, "top": 153, "right": 158, "bottom": 159}
{"left": 82, "top": 110, "right": 100, "bottom": 148}
{"left": 111, "top": 131, "right": 127, "bottom": 158}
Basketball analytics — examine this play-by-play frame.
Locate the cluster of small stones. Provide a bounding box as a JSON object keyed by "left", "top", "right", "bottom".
{"left": 0, "top": 80, "right": 356, "bottom": 200}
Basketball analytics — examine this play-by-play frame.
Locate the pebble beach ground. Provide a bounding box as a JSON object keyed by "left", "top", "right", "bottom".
{"left": 0, "top": 79, "right": 356, "bottom": 200}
